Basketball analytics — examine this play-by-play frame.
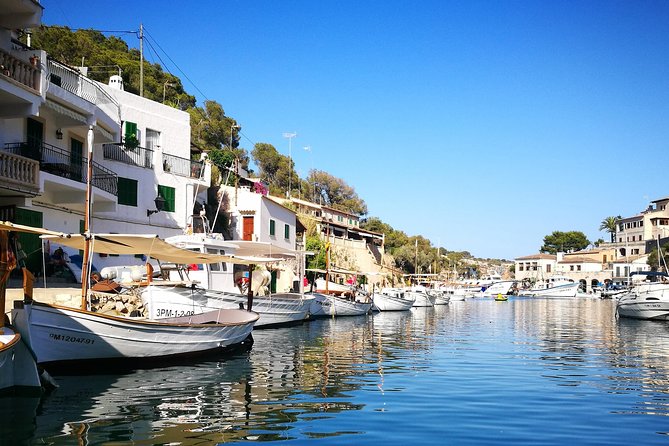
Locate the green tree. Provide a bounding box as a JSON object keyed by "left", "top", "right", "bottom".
{"left": 647, "top": 243, "right": 669, "bottom": 271}
{"left": 251, "top": 143, "right": 296, "bottom": 196}
{"left": 540, "top": 231, "right": 590, "bottom": 254}
{"left": 599, "top": 216, "right": 621, "bottom": 243}
{"left": 309, "top": 170, "right": 367, "bottom": 215}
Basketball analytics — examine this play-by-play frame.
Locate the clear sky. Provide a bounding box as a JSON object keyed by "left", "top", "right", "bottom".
{"left": 41, "top": 0, "right": 669, "bottom": 260}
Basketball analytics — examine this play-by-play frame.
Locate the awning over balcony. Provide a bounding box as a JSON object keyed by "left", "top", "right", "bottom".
{"left": 43, "top": 99, "right": 115, "bottom": 142}
{"left": 44, "top": 99, "right": 89, "bottom": 126}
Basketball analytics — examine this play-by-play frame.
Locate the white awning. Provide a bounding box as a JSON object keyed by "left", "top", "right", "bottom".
{"left": 0, "top": 221, "right": 71, "bottom": 237}
{"left": 42, "top": 233, "right": 282, "bottom": 265}
{"left": 44, "top": 100, "right": 89, "bottom": 125}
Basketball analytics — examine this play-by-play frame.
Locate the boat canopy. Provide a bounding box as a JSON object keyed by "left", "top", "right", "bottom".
{"left": 42, "top": 233, "right": 281, "bottom": 265}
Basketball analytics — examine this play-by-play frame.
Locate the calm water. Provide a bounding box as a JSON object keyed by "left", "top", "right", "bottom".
{"left": 4, "top": 297, "right": 669, "bottom": 445}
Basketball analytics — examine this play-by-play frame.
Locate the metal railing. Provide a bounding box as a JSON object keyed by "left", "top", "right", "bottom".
{"left": 0, "top": 47, "right": 40, "bottom": 92}
{"left": 102, "top": 142, "right": 153, "bottom": 168}
{"left": 4, "top": 142, "right": 118, "bottom": 196}
{"left": 47, "top": 59, "right": 120, "bottom": 122}
{"left": 162, "top": 153, "right": 205, "bottom": 179}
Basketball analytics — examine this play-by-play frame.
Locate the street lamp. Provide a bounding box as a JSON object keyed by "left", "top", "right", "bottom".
{"left": 283, "top": 132, "right": 297, "bottom": 198}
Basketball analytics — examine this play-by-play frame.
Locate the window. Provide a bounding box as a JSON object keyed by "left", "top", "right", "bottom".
{"left": 577, "top": 265, "right": 582, "bottom": 271}
{"left": 145, "top": 129, "right": 160, "bottom": 151}
{"left": 284, "top": 224, "right": 290, "bottom": 240}
{"left": 546, "top": 264, "right": 552, "bottom": 273}
{"left": 117, "top": 177, "right": 138, "bottom": 206}
{"left": 206, "top": 248, "right": 226, "bottom": 271}
{"left": 157, "top": 185, "right": 175, "bottom": 212}
{"left": 570, "top": 265, "right": 575, "bottom": 271}
{"left": 269, "top": 219, "right": 276, "bottom": 236}
{"left": 519, "top": 265, "right": 524, "bottom": 271}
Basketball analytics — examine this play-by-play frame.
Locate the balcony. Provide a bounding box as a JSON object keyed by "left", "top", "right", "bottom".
{"left": 0, "top": 46, "right": 40, "bottom": 93}
{"left": 0, "top": 150, "right": 39, "bottom": 196}
{"left": 4, "top": 141, "right": 118, "bottom": 196}
{"left": 47, "top": 59, "right": 119, "bottom": 122}
{"left": 162, "top": 153, "right": 205, "bottom": 179}
{"left": 103, "top": 142, "right": 153, "bottom": 169}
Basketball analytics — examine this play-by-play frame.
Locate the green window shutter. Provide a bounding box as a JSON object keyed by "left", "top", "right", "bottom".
{"left": 14, "top": 208, "right": 43, "bottom": 273}
{"left": 269, "top": 219, "right": 275, "bottom": 236}
{"left": 284, "top": 224, "right": 290, "bottom": 240}
{"left": 158, "top": 185, "right": 176, "bottom": 212}
{"left": 124, "top": 121, "right": 137, "bottom": 138}
{"left": 117, "top": 177, "right": 138, "bottom": 206}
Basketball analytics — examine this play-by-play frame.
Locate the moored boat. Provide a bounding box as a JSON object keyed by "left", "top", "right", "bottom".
{"left": 372, "top": 288, "right": 415, "bottom": 311}
{"left": 616, "top": 272, "right": 669, "bottom": 320}
{"left": 308, "top": 292, "right": 372, "bottom": 317}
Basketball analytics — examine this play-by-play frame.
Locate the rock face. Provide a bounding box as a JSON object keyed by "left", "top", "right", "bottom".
{"left": 89, "top": 290, "right": 149, "bottom": 317}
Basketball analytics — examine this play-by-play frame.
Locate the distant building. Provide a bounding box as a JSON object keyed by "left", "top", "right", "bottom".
{"left": 615, "top": 196, "right": 669, "bottom": 258}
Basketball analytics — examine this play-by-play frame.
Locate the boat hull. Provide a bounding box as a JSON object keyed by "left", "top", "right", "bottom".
{"left": 11, "top": 301, "right": 257, "bottom": 367}
{"left": 372, "top": 292, "right": 415, "bottom": 311}
{"left": 617, "top": 284, "right": 669, "bottom": 320}
{"left": 141, "top": 285, "right": 313, "bottom": 328}
{"left": 308, "top": 293, "right": 372, "bottom": 317}
{"left": 0, "top": 325, "right": 41, "bottom": 394}
{"left": 408, "top": 291, "right": 435, "bottom": 307}
{"left": 524, "top": 282, "right": 580, "bottom": 298}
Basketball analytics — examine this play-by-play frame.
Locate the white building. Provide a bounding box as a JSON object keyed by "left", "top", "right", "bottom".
{"left": 0, "top": 2, "right": 209, "bottom": 279}
{"left": 514, "top": 254, "right": 557, "bottom": 281}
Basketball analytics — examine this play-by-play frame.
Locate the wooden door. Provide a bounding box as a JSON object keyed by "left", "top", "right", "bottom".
{"left": 242, "top": 216, "right": 254, "bottom": 241}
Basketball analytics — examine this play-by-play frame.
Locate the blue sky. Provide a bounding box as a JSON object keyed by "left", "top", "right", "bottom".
{"left": 42, "top": 0, "right": 669, "bottom": 260}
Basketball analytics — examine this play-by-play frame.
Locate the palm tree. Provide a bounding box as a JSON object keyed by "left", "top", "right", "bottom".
{"left": 599, "top": 216, "right": 620, "bottom": 243}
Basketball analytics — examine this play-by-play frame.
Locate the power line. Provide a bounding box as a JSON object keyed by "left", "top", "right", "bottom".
{"left": 143, "top": 27, "right": 210, "bottom": 102}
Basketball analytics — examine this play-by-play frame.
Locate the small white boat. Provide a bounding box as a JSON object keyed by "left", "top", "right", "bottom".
{"left": 372, "top": 288, "right": 415, "bottom": 311}
{"left": 617, "top": 272, "right": 669, "bottom": 320}
{"left": 523, "top": 276, "right": 580, "bottom": 298}
{"left": 406, "top": 286, "right": 436, "bottom": 307}
{"left": 164, "top": 233, "right": 312, "bottom": 328}
{"left": 428, "top": 289, "right": 451, "bottom": 305}
{"left": 308, "top": 292, "right": 372, "bottom": 317}
{"left": 0, "top": 325, "right": 41, "bottom": 394}
{"left": 11, "top": 300, "right": 258, "bottom": 369}
{"left": 473, "top": 280, "right": 515, "bottom": 298}
{"left": 141, "top": 283, "right": 313, "bottom": 328}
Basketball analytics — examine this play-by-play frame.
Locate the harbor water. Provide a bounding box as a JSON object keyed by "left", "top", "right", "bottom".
{"left": 3, "top": 297, "right": 669, "bottom": 445}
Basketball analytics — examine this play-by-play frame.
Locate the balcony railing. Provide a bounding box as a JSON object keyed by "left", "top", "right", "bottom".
{"left": 4, "top": 142, "right": 118, "bottom": 196}
{"left": 47, "top": 59, "right": 120, "bottom": 121}
{"left": 103, "top": 142, "right": 153, "bottom": 169}
{"left": 0, "top": 47, "right": 40, "bottom": 92}
{"left": 0, "top": 151, "right": 40, "bottom": 195}
{"left": 162, "top": 153, "right": 205, "bottom": 179}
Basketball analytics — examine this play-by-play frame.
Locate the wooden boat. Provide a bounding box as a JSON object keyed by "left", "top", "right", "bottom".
{"left": 157, "top": 233, "right": 313, "bottom": 328}
{"left": 0, "top": 222, "right": 55, "bottom": 394}
{"left": 8, "top": 128, "right": 259, "bottom": 370}
{"left": 11, "top": 299, "right": 257, "bottom": 369}
{"left": 372, "top": 288, "right": 415, "bottom": 311}
{"left": 308, "top": 292, "right": 372, "bottom": 317}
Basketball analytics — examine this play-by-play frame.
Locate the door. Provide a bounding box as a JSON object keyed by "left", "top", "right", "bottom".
{"left": 70, "top": 138, "right": 83, "bottom": 181}
{"left": 26, "top": 118, "right": 43, "bottom": 160}
{"left": 243, "top": 216, "right": 254, "bottom": 241}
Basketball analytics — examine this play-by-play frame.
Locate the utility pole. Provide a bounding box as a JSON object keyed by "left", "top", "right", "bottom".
{"left": 283, "top": 132, "right": 297, "bottom": 198}
{"left": 139, "top": 23, "right": 144, "bottom": 97}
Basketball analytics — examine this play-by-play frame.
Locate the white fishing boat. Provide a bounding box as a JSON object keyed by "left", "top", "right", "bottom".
{"left": 0, "top": 325, "right": 41, "bottom": 394}
{"left": 428, "top": 289, "right": 451, "bottom": 305}
{"left": 372, "top": 288, "right": 415, "bottom": 311}
{"left": 617, "top": 272, "right": 669, "bottom": 320}
{"left": 472, "top": 280, "right": 516, "bottom": 298}
{"left": 0, "top": 222, "right": 61, "bottom": 393}
{"left": 140, "top": 282, "right": 313, "bottom": 328}
{"left": 152, "top": 232, "right": 313, "bottom": 328}
{"left": 308, "top": 292, "right": 373, "bottom": 317}
{"left": 522, "top": 275, "right": 580, "bottom": 298}
{"left": 407, "top": 285, "right": 436, "bottom": 307}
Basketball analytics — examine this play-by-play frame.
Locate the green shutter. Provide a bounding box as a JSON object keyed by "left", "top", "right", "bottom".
{"left": 124, "top": 121, "right": 137, "bottom": 138}
{"left": 158, "top": 185, "right": 176, "bottom": 212}
{"left": 269, "top": 219, "right": 275, "bottom": 236}
{"left": 118, "top": 177, "right": 138, "bottom": 206}
{"left": 284, "top": 224, "right": 290, "bottom": 240}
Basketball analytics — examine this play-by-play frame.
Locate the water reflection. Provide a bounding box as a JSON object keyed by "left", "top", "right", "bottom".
{"left": 6, "top": 300, "right": 669, "bottom": 444}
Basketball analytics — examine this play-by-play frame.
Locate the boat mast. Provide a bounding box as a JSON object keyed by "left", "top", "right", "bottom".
{"left": 80, "top": 126, "right": 94, "bottom": 310}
